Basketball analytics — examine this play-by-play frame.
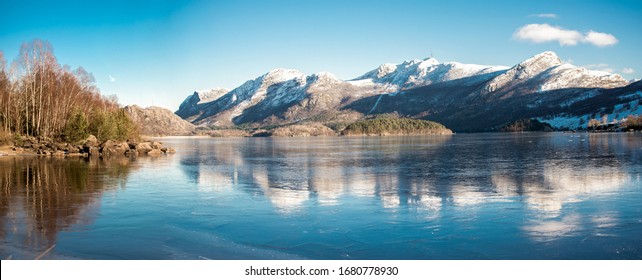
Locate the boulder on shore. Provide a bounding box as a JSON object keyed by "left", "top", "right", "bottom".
{"left": 84, "top": 135, "right": 99, "bottom": 147}
{"left": 5, "top": 135, "right": 177, "bottom": 158}
{"left": 99, "top": 140, "right": 176, "bottom": 158}
{"left": 135, "top": 142, "right": 153, "bottom": 154}
{"left": 100, "top": 140, "right": 130, "bottom": 158}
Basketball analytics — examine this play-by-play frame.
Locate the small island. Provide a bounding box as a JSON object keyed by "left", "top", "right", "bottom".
{"left": 340, "top": 117, "right": 452, "bottom": 136}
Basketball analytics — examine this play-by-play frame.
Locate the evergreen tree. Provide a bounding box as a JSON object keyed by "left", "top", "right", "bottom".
{"left": 63, "top": 109, "right": 89, "bottom": 143}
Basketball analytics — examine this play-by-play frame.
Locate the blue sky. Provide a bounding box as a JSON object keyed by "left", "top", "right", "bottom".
{"left": 1, "top": 0, "right": 641, "bottom": 110}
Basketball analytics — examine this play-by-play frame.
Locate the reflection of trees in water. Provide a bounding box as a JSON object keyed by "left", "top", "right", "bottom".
{"left": 0, "top": 157, "right": 137, "bottom": 259}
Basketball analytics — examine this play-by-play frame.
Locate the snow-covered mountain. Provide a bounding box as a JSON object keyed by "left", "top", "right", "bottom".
{"left": 176, "top": 88, "right": 229, "bottom": 121}
{"left": 180, "top": 68, "right": 393, "bottom": 126}
{"left": 481, "top": 51, "right": 626, "bottom": 95}
{"left": 177, "top": 52, "right": 638, "bottom": 131}
{"left": 354, "top": 57, "right": 508, "bottom": 90}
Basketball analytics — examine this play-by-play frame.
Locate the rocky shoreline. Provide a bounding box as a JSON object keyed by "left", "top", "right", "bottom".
{"left": 0, "top": 135, "right": 175, "bottom": 158}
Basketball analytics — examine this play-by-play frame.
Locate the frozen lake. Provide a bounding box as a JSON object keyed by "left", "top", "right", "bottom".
{"left": 1, "top": 133, "right": 641, "bottom": 259}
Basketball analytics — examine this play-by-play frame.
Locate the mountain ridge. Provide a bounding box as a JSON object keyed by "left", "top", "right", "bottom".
{"left": 176, "top": 52, "right": 637, "bottom": 132}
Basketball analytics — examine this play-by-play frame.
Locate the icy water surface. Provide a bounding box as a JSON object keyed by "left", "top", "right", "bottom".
{"left": 1, "top": 133, "right": 641, "bottom": 259}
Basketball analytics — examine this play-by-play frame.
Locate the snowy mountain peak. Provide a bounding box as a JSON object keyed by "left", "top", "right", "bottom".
{"left": 313, "top": 71, "right": 336, "bottom": 78}
{"left": 518, "top": 51, "right": 562, "bottom": 70}
{"left": 502, "top": 51, "right": 562, "bottom": 81}
{"left": 418, "top": 57, "right": 440, "bottom": 66}
{"left": 482, "top": 51, "right": 628, "bottom": 94}
{"left": 533, "top": 51, "right": 559, "bottom": 59}
{"left": 353, "top": 56, "right": 504, "bottom": 90}
{"left": 374, "top": 63, "right": 398, "bottom": 78}
{"left": 176, "top": 88, "right": 230, "bottom": 120}
{"left": 400, "top": 57, "right": 440, "bottom": 68}
{"left": 194, "top": 88, "right": 229, "bottom": 104}
{"left": 359, "top": 57, "right": 441, "bottom": 81}
{"left": 176, "top": 51, "right": 638, "bottom": 130}
{"left": 263, "top": 68, "right": 305, "bottom": 81}
{"left": 310, "top": 71, "right": 339, "bottom": 82}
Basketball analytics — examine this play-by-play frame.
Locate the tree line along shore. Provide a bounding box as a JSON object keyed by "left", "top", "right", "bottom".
{"left": 0, "top": 39, "right": 177, "bottom": 157}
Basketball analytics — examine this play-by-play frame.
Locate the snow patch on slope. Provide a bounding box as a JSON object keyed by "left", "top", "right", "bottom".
{"left": 483, "top": 51, "right": 562, "bottom": 93}
{"left": 194, "top": 88, "right": 229, "bottom": 104}
{"left": 222, "top": 68, "right": 307, "bottom": 120}
{"left": 539, "top": 99, "right": 642, "bottom": 130}
{"left": 483, "top": 51, "right": 628, "bottom": 94}
{"left": 353, "top": 57, "right": 507, "bottom": 90}
{"left": 539, "top": 64, "right": 627, "bottom": 91}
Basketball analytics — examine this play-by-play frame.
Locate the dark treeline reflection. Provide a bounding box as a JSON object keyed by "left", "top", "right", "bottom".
{"left": 180, "top": 134, "right": 641, "bottom": 214}
{"left": 0, "top": 157, "right": 137, "bottom": 259}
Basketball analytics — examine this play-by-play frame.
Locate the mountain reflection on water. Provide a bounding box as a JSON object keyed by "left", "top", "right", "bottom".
{"left": 178, "top": 134, "right": 641, "bottom": 259}
{"left": 184, "top": 134, "right": 637, "bottom": 214}
{"left": 1, "top": 133, "right": 641, "bottom": 259}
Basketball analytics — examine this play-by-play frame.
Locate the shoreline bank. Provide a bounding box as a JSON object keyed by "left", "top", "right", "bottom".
{"left": 0, "top": 135, "right": 176, "bottom": 158}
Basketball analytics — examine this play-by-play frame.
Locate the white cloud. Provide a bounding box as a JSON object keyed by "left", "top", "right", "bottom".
{"left": 583, "top": 31, "right": 618, "bottom": 47}
{"left": 530, "top": 13, "right": 558, "bottom": 19}
{"left": 514, "top": 24, "right": 618, "bottom": 47}
{"left": 514, "top": 24, "right": 582, "bottom": 46}
{"left": 622, "top": 68, "right": 635, "bottom": 74}
{"left": 109, "top": 75, "right": 116, "bottom": 82}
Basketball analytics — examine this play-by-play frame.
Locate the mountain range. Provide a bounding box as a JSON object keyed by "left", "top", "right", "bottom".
{"left": 176, "top": 51, "right": 641, "bottom": 132}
